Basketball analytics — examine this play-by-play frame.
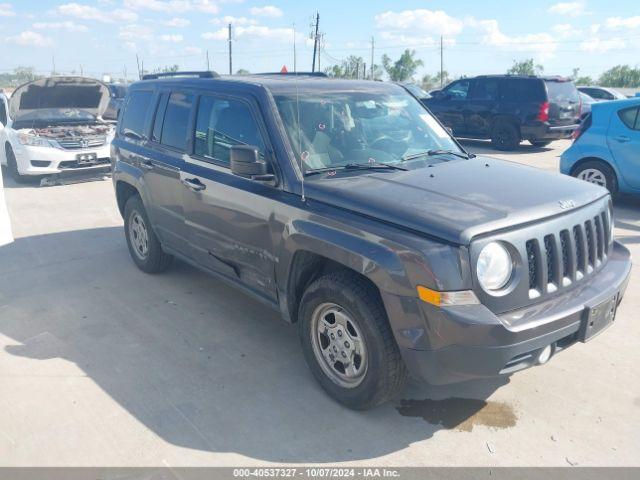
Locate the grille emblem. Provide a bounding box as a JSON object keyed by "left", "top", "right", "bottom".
{"left": 80, "top": 139, "right": 88, "bottom": 148}
{"left": 558, "top": 200, "right": 575, "bottom": 210}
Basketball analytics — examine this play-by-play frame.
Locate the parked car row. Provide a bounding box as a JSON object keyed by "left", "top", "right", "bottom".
{"left": 0, "top": 77, "right": 127, "bottom": 182}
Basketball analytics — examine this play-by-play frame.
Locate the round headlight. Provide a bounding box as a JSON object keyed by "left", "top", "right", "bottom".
{"left": 477, "top": 242, "right": 513, "bottom": 291}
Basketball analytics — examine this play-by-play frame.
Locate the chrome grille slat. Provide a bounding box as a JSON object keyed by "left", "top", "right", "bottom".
{"left": 594, "top": 215, "right": 604, "bottom": 261}
{"left": 57, "top": 137, "right": 106, "bottom": 150}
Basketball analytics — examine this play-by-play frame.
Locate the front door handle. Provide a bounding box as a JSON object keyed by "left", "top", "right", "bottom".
{"left": 140, "top": 160, "right": 154, "bottom": 170}
{"left": 181, "top": 177, "right": 206, "bottom": 192}
{"left": 614, "top": 135, "right": 630, "bottom": 143}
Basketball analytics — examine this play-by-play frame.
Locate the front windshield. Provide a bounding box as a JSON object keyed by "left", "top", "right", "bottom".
{"left": 274, "top": 89, "right": 462, "bottom": 173}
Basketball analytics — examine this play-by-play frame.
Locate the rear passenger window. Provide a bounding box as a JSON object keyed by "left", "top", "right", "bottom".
{"left": 619, "top": 107, "right": 639, "bottom": 130}
{"left": 502, "top": 79, "right": 544, "bottom": 102}
{"left": 194, "top": 96, "right": 265, "bottom": 166}
{"left": 160, "top": 92, "right": 194, "bottom": 151}
{"left": 470, "top": 79, "right": 498, "bottom": 101}
{"left": 120, "top": 90, "right": 153, "bottom": 139}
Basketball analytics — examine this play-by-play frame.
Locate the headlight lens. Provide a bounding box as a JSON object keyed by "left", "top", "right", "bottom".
{"left": 18, "top": 133, "right": 57, "bottom": 148}
{"left": 477, "top": 242, "right": 513, "bottom": 291}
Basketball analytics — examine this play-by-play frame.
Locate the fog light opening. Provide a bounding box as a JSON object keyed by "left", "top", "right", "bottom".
{"left": 537, "top": 344, "right": 554, "bottom": 365}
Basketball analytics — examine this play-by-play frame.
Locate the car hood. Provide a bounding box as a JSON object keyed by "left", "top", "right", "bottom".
{"left": 9, "top": 76, "right": 110, "bottom": 122}
{"left": 304, "top": 157, "right": 608, "bottom": 245}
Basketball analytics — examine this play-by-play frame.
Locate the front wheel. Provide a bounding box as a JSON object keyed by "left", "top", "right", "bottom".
{"left": 5, "top": 145, "right": 30, "bottom": 183}
{"left": 124, "top": 195, "right": 173, "bottom": 273}
{"left": 298, "top": 271, "right": 407, "bottom": 410}
{"left": 491, "top": 122, "right": 520, "bottom": 151}
{"left": 572, "top": 160, "right": 618, "bottom": 194}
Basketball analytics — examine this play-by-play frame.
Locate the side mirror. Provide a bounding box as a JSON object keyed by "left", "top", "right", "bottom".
{"left": 230, "top": 145, "right": 274, "bottom": 181}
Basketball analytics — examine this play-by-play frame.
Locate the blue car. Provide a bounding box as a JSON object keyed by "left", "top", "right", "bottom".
{"left": 561, "top": 98, "right": 640, "bottom": 195}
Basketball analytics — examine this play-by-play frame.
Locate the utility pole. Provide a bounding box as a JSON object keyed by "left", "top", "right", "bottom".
{"left": 311, "top": 12, "right": 319, "bottom": 72}
{"left": 123, "top": 65, "right": 128, "bottom": 84}
{"left": 136, "top": 54, "right": 141, "bottom": 79}
{"left": 206, "top": 50, "right": 210, "bottom": 70}
{"left": 317, "top": 33, "right": 324, "bottom": 71}
{"left": 370, "top": 36, "right": 375, "bottom": 80}
{"left": 228, "top": 23, "right": 233, "bottom": 75}
{"left": 79, "top": 64, "right": 83, "bottom": 76}
{"left": 51, "top": 54, "right": 56, "bottom": 75}
{"left": 440, "top": 35, "right": 444, "bottom": 87}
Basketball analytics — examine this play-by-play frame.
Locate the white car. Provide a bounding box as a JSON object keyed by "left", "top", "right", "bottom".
{"left": 0, "top": 77, "right": 114, "bottom": 182}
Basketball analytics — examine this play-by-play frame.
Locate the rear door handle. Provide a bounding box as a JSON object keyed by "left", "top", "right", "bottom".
{"left": 181, "top": 177, "right": 206, "bottom": 192}
{"left": 615, "top": 135, "right": 630, "bottom": 143}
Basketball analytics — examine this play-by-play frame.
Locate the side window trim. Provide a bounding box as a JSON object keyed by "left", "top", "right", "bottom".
{"left": 150, "top": 91, "right": 170, "bottom": 144}
{"left": 189, "top": 92, "right": 272, "bottom": 171}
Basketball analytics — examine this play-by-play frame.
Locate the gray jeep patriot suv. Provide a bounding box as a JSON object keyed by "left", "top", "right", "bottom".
{"left": 111, "top": 71, "right": 631, "bottom": 409}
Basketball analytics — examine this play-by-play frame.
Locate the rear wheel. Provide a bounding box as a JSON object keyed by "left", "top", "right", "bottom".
{"left": 124, "top": 195, "right": 173, "bottom": 273}
{"left": 572, "top": 160, "right": 618, "bottom": 194}
{"left": 298, "top": 271, "right": 408, "bottom": 410}
{"left": 529, "top": 140, "right": 552, "bottom": 148}
{"left": 5, "top": 145, "right": 29, "bottom": 183}
{"left": 491, "top": 122, "right": 520, "bottom": 151}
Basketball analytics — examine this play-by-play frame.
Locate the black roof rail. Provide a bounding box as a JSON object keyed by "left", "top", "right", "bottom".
{"left": 253, "top": 72, "right": 328, "bottom": 77}
{"left": 141, "top": 71, "right": 220, "bottom": 80}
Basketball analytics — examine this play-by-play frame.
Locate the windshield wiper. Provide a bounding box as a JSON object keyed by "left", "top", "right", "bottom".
{"left": 305, "top": 162, "right": 407, "bottom": 176}
{"left": 401, "top": 149, "right": 474, "bottom": 162}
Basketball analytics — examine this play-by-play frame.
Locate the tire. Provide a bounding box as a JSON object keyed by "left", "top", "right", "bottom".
{"left": 298, "top": 270, "right": 408, "bottom": 410}
{"left": 529, "top": 140, "right": 552, "bottom": 148}
{"left": 491, "top": 122, "right": 520, "bottom": 151}
{"left": 5, "top": 144, "right": 30, "bottom": 183}
{"left": 572, "top": 160, "right": 618, "bottom": 195}
{"left": 123, "top": 195, "right": 173, "bottom": 273}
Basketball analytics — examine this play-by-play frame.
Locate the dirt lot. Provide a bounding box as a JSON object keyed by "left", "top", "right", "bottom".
{"left": 1, "top": 139, "right": 639, "bottom": 466}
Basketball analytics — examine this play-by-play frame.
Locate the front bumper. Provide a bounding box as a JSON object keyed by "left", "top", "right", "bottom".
{"left": 12, "top": 142, "right": 111, "bottom": 176}
{"left": 521, "top": 122, "right": 578, "bottom": 141}
{"left": 384, "top": 241, "right": 631, "bottom": 385}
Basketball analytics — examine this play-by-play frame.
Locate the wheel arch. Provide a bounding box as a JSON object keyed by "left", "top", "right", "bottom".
{"left": 115, "top": 179, "right": 141, "bottom": 218}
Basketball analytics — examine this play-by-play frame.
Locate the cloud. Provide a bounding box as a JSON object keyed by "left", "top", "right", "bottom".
{"left": 551, "top": 23, "right": 580, "bottom": 38}
{"left": 123, "top": 0, "right": 218, "bottom": 14}
{"left": 5, "top": 30, "right": 53, "bottom": 47}
{"left": 32, "top": 21, "right": 89, "bottom": 32}
{"left": 162, "top": 17, "right": 190, "bottom": 27}
{"left": 580, "top": 37, "right": 626, "bottom": 52}
{"left": 184, "top": 45, "right": 202, "bottom": 55}
{"left": 249, "top": 5, "right": 283, "bottom": 18}
{"left": 203, "top": 25, "right": 293, "bottom": 42}
{"left": 471, "top": 19, "right": 558, "bottom": 58}
{"left": 548, "top": 1, "right": 585, "bottom": 17}
{"left": 118, "top": 24, "right": 153, "bottom": 42}
{"left": 0, "top": 2, "right": 15, "bottom": 17}
{"left": 57, "top": 3, "right": 138, "bottom": 23}
{"left": 375, "top": 9, "right": 464, "bottom": 36}
{"left": 605, "top": 16, "right": 640, "bottom": 29}
{"left": 378, "top": 31, "right": 456, "bottom": 47}
{"left": 211, "top": 15, "right": 258, "bottom": 25}
{"left": 160, "top": 33, "right": 183, "bottom": 43}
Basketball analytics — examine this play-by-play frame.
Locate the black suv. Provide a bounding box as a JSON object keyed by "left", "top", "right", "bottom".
{"left": 111, "top": 71, "right": 630, "bottom": 409}
{"left": 425, "top": 75, "right": 581, "bottom": 150}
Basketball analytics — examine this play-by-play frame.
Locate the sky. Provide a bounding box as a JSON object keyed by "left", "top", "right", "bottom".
{"left": 1, "top": 0, "right": 639, "bottom": 82}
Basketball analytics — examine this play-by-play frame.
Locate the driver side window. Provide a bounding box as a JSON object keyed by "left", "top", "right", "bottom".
{"left": 194, "top": 95, "right": 266, "bottom": 166}
{"left": 445, "top": 80, "right": 471, "bottom": 100}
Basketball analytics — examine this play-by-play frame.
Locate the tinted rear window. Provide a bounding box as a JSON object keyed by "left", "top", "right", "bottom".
{"left": 545, "top": 81, "right": 579, "bottom": 104}
{"left": 160, "top": 92, "right": 194, "bottom": 151}
{"left": 619, "top": 107, "right": 639, "bottom": 130}
{"left": 502, "top": 79, "right": 544, "bottom": 102}
{"left": 120, "top": 90, "right": 153, "bottom": 139}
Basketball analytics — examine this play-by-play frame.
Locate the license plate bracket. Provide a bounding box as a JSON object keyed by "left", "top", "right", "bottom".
{"left": 76, "top": 153, "right": 97, "bottom": 165}
{"left": 580, "top": 294, "right": 618, "bottom": 342}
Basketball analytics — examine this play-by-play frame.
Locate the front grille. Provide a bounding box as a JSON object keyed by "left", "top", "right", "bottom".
{"left": 57, "top": 137, "right": 106, "bottom": 150}
{"left": 526, "top": 209, "right": 610, "bottom": 297}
